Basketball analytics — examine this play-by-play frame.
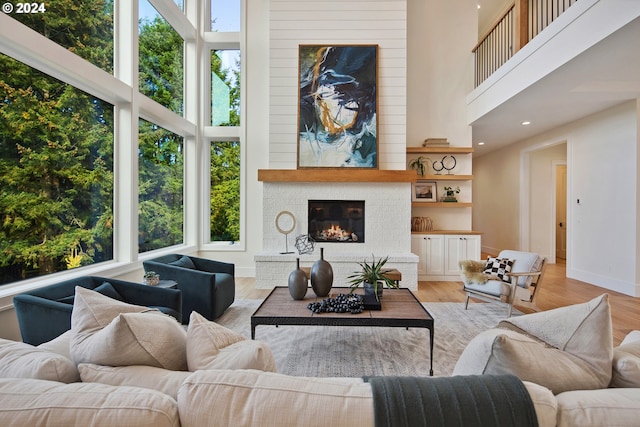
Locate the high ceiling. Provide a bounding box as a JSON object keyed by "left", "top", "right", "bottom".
{"left": 471, "top": 3, "right": 640, "bottom": 156}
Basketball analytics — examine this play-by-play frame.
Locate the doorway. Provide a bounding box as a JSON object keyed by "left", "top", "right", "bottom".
{"left": 555, "top": 164, "right": 567, "bottom": 260}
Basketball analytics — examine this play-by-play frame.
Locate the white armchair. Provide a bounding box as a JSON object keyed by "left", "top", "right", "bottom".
{"left": 460, "top": 250, "right": 546, "bottom": 317}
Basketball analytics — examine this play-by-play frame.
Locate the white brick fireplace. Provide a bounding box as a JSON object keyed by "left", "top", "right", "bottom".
{"left": 255, "top": 180, "right": 418, "bottom": 290}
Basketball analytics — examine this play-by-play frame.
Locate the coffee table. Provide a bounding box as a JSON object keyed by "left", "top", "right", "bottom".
{"left": 251, "top": 287, "right": 434, "bottom": 376}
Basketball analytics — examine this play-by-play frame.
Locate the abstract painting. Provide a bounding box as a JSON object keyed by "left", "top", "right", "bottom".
{"left": 298, "top": 45, "right": 378, "bottom": 168}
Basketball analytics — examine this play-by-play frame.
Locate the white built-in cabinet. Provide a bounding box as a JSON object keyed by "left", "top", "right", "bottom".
{"left": 412, "top": 233, "right": 481, "bottom": 281}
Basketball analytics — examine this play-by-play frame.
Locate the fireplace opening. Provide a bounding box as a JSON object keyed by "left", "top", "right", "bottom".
{"left": 308, "top": 200, "right": 364, "bottom": 243}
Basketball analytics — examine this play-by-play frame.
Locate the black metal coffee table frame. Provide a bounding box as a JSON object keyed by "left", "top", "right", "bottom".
{"left": 251, "top": 287, "right": 434, "bottom": 376}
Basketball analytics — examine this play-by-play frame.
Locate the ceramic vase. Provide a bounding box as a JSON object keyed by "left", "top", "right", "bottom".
{"left": 364, "top": 281, "right": 383, "bottom": 300}
{"left": 310, "top": 248, "right": 333, "bottom": 297}
{"left": 288, "top": 258, "right": 308, "bottom": 300}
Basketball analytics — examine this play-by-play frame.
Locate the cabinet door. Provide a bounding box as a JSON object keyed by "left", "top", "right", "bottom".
{"left": 411, "top": 234, "right": 445, "bottom": 276}
{"left": 424, "top": 235, "right": 445, "bottom": 275}
{"left": 444, "top": 235, "right": 481, "bottom": 275}
{"left": 411, "top": 235, "right": 428, "bottom": 276}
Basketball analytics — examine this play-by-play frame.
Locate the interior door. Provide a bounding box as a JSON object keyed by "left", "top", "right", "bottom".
{"left": 555, "top": 164, "right": 567, "bottom": 260}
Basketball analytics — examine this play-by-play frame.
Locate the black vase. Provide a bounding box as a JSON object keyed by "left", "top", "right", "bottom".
{"left": 310, "top": 248, "right": 333, "bottom": 297}
{"left": 364, "top": 281, "right": 383, "bottom": 300}
{"left": 288, "top": 258, "right": 308, "bottom": 300}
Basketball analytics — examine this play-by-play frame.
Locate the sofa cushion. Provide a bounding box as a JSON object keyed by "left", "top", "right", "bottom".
{"left": 0, "top": 338, "right": 78, "bottom": 383}
{"left": 169, "top": 255, "right": 196, "bottom": 269}
{"left": 556, "top": 388, "right": 640, "bottom": 427}
{"left": 522, "top": 381, "right": 557, "bottom": 427}
{"left": 93, "top": 281, "right": 124, "bottom": 301}
{"left": 37, "top": 330, "right": 72, "bottom": 360}
{"left": 483, "top": 257, "right": 514, "bottom": 283}
{"left": 0, "top": 378, "right": 180, "bottom": 427}
{"left": 453, "top": 294, "right": 613, "bottom": 394}
{"left": 78, "top": 363, "right": 191, "bottom": 400}
{"left": 186, "top": 311, "right": 276, "bottom": 371}
{"left": 70, "top": 287, "right": 187, "bottom": 370}
{"left": 611, "top": 330, "right": 640, "bottom": 388}
{"left": 177, "top": 369, "right": 373, "bottom": 427}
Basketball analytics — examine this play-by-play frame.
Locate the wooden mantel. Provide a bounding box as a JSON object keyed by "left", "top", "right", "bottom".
{"left": 257, "top": 169, "right": 416, "bottom": 183}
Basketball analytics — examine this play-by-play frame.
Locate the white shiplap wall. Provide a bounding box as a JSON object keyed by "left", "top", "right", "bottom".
{"left": 269, "top": 0, "right": 407, "bottom": 170}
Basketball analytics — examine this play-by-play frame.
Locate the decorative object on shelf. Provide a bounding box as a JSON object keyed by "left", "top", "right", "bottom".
{"left": 307, "top": 293, "right": 364, "bottom": 314}
{"left": 294, "top": 234, "right": 315, "bottom": 255}
{"left": 443, "top": 186, "right": 460, "bottom": 202}
{"left": 310, "top": 248, "right": 333, "bottom": 297}
{"left": 143, "top": 271, "right": 160, "bottom": 286}
{"left": 411, "top": 217, "right": 434, "bottom": 232}
{"left": 298, "top": 44, "right": 378, "bottom": 169}
{"left": 432, "top": 159, "right": 444, "bottom": 175}
{"left": 408, "top": 156, "right": 432, "bottom": 177}
{"left": 347, "top": 255, "right": 399, "bottom": 301}
{"left": 431, "top": 155, "right": 456, "bottom": 175}
{"left": 412, "top": 180, "right": 437, "bottom": 202}
{"left": 422, "top": 138, "right": 450, "bottom": 147}
{"left": 288, "top": 258, "right": 308, "bottom": 300}
{"left": 441, "top": 155, "right": 457, "bottom": 174}
{"left": 275, "top": 210, "right": 296, "bottom": 254}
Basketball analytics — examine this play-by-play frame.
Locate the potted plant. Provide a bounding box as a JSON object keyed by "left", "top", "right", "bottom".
{"left": 443, "top": 186, "right": 460, "bottom": 202}
{"left": 408, "top": 156, "right": 432, "bottom": 177}
{"left": 347, "top": 255, "right": 399, "bottom": 301}
{"left": 143, "top": 271, "right": 160, "bottom": 286}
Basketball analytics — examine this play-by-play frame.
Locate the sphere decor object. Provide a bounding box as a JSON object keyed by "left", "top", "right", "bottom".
{"left": 310, "top": 248, "right": 333, "bottom": 297}
{"left": 288, "top": 258, "right": 308, "bottom": 300}
{"left": 294, "top": 234, "right": 316, "bottom": 255}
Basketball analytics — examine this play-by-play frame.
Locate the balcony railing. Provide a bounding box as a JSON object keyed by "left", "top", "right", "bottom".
{"left": 473, "top": 0, "right": 578, "bottom": 87}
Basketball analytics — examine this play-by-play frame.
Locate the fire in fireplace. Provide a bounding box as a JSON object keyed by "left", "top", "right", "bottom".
{"left": 308, "top": 200, "right": 364, "bottom": 243}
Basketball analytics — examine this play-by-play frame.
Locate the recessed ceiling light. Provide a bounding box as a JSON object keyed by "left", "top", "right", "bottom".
{"left": 477, "top": 4, "right": 481, "bottom": 9}
{"left": 477, "top": 141, "right": 485, "bottom": 146}
{"left": 521, "top": 121, "right": 531, "bottom": 126}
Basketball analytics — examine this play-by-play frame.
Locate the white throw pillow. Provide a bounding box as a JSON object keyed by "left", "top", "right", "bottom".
{"left": 70, "top": 287, "right": 187, "bottom": 370}
{"left": 78, "top": 363, "right": 191, "bottom": 399}
{"left": 186, "top": 311, "right": 275, "bottom": 371}
{"left": 454, "top": 294, "right": 613, "bottom": 394}
{"left": 0, "top": 338, "right": 78, "bottom": 383}
{"left": 37, "top": 330, "right": 72, "bottom": 360}
{"left": 610, "top": 330, "right": 640, "bottom": 387}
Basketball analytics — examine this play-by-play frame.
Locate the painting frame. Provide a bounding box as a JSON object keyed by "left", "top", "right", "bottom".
{"left": 412, "top": 181, "right": 437, "bottom": 203}
{"left": 297, "top": 44, "right": 379, "bottom": 169}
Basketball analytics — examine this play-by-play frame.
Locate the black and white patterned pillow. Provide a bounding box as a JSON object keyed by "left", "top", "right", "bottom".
{"left": 483, "top": 257, "right": 515, "bottom": 283}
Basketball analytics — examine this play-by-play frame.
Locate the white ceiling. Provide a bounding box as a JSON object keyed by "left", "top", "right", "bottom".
{"left": 471, "top": 3, "right": 640, "bottom": 156}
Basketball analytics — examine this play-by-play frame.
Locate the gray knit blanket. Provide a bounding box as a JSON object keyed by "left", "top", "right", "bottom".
{"left": 365, "top": 374, "right": 538, "bottom": 427}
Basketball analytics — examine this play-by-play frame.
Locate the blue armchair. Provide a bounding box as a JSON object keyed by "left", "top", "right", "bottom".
{"left": 13, "top": 276, "right": 182, "bottom": 345}
{"left": 143, "top": 254, "right": 235, "bottom": 323}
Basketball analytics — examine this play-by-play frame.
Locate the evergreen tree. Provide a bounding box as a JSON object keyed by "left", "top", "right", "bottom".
{"left": 0, "top": 1, "right": 114, "bottom": 283}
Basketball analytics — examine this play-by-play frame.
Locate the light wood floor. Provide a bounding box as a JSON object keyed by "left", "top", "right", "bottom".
{"left": 236, "top": 259, "right": 639, "bottom": 346}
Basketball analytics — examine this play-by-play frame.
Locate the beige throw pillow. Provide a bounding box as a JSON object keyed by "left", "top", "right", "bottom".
{"left": 454, "top": 294, "right": 613, "bottom": 394}
{"left": 78, "top": 363, "right": 191, "bottom": 399}
{"left": 186, "top": 311, "right": 276, "bottom": 372}
{"left": 0, "top": 338, "right": 79, "bottom": 383}
{"left": 70, "top": 287, "right": 187, "bottom": 370}
{"left": 0, "top": 378, "right": 179, "bottom": 427}
{"left": 610, "top": 330, "right": 640, "bottom": 387}
{"left": 178, "top": 369, "right": 373, "bottom": 427}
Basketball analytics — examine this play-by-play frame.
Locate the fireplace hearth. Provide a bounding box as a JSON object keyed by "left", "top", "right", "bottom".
{"left": 308, "top": 200, "right": 364, "bottom": 243}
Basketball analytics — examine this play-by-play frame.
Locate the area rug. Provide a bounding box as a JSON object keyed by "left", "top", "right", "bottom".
{"left": 216, "top": 299, "right": 521, "bottom": 378}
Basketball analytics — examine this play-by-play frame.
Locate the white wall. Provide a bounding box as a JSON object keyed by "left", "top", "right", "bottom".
{"left": 407, "top": 0, "right": 475, "bottom": 146}
{"left": 268, "top": 0, "right": 408, "bottom": 170}
{"left": 475, "top": 101, "right": 639, "bottom": 296}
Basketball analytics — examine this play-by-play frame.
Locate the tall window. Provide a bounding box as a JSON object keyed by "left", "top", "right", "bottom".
{"left": 8, "top": 0, "right": 114, "bottom": 74}
{"left": 139, "top": 0, "right": 184, "bottom": 115}
{"left": 210, "top": 141, "right": 240, "bottom": 242}
{"left": 138, "top": 119, "right": 184, "bottom": 253}
{"left": 0, "top": 54, "right": 114, "bottom": 285}
{"left": 208, "top": 0, "right": 242, "bottom": 245}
